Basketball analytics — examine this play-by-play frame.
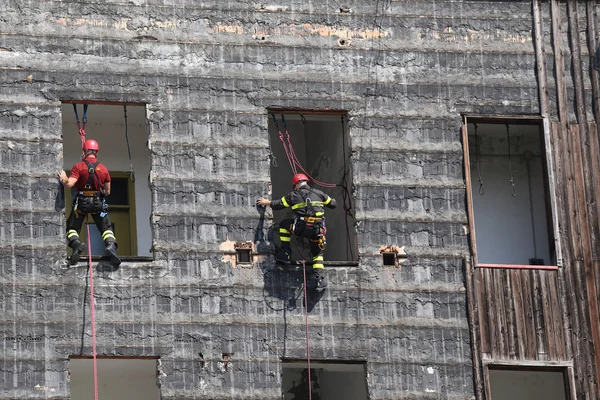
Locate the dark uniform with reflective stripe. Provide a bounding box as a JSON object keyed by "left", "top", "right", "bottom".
{"left": 270, "top": 186, "right": 337, "bottom": 269}
{"left": 66, "top": 159, "right": 117, "bottom": 252}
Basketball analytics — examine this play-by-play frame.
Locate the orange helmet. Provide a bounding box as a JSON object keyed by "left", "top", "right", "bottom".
{"left": 292, "top": 173, "right": 309, "bottom": 187}
{"left": 83, "top": 139, "right": 99, "bottom": 152}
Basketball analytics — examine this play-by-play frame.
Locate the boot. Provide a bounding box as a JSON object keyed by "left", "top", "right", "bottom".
{"left": 274, "top": 248, "right": 292, "bottom": 264}
{"left": 104, "top": 242, "right": 121, "bottom": 267}
{"left": 308, "top": 270, "right": 328, "bottom": 292}
{"left": 69, "top": 240, "right": 86, "bottom": 265}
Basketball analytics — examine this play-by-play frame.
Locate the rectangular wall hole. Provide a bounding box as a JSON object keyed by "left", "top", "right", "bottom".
{"left": 236, "top": 248, "right": 252, "bottom": 263}
{"left": 282, "top": 361, "right": 368, "bottom": 400}
{"left": 69, "top": 357, "right": 161, "bottom": 400}
{"left": 381, "top": 252, "right": 396, "bottom": 266}
{"left": 268, "top": 111, "right": 357, "bottom": 262}
{"left": 61, "top": 103, "right": 152, "bottom": 258}
{"left": 465, "top": 119, "right": 558, "bottom": 266}
{"left": 487, "top": 366, "right": 571, "bottom": 400}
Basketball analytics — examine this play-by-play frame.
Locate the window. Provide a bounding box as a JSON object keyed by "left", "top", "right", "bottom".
{"left": 61, "top": 103, "right": 152, "bottom": 258}
{"left": 282, "top": 361, "right": 368, "bottom": 400}
{"left": 485, "top": 364, "right": 573, "bottom": 400}
{"left": 462, "top": 116, "right": 561, "bottom": 268}
{"left": 267, "top": 110, "right": 357, "bottom": 263}
{"left": 69, "top": 357, "right": 161, "bottom": 400}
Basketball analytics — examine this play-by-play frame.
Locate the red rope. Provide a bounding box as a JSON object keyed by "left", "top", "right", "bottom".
{"left": 301, "top": 260, "right": 312, "bottom": 400}
{"left": 272, "top": 114, "right": 337, "bottom": 188}
{"left": 85, "top": 217, "right": 99, "bottom": 400}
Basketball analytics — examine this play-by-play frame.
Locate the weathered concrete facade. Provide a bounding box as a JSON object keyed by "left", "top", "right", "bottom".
{"left": 0, "top": 1, "right": 565, "bottom": 399}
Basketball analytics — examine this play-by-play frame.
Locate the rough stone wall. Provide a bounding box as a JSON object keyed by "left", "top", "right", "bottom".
{"left": 0, "top": 1, "right": 540, "bottom": 399}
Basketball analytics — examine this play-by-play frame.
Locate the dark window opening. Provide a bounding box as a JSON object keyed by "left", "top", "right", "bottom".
{"left": 236, "top": 248, "right": 252, "bottom": 264}
{"left": 69, "top": 357, "right": 161, "bottom": 400}
{"left": 382, "top": 252, "right": 396, "bottom": 266}
{"left": 61, "top": 102, "right": 152, "bottom": 259}
{"left": 267, "top": 110, "right": 357, "bottom": 263}
{"left": 486, "top": 366, "right": 571, "bottom": 400}
{"left": 282, "top": 361, "right": 368, "bottom": 400}
{"left": 463, "top": 118, "right": 560, "bottom": 268}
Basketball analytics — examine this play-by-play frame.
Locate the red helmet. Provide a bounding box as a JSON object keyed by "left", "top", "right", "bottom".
{"left": 292, "top": 173, "right": 309, "bottom": 187}
{"left": 83, "top": 139, "right": 100, "bottom": 152}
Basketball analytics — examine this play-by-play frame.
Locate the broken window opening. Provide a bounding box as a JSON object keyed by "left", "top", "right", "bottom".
{"left": 486, "top": 365, "right": 572, "bottom": 400}
{"left": 463, "top": 117, "right": 560, "bottom": 268}
{"left": 282, "top": 361, "right": 368, "bottom": 400}
{"left": 61, "top": 102, "right": 152, "bottom": 259}
{"left": 234, "top": 241, "right": 253, "bottom": 264}
{"left": 69, "top": 356, "right": 161, "bottom": 400}
{"left": 267, "top": 110, "right": 358, "bottom": 263}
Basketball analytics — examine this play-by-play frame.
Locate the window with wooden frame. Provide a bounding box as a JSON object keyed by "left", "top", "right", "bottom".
{"left": 483, "top": 361, "right": 575, "bottom": 400}
{"left": 462, "top": 115, "right": 562, "bottom": 269}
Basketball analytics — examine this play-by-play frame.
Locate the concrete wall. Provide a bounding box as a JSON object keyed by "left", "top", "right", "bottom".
{"left": 0, "top": 0, "right": 546, "bottom": 399}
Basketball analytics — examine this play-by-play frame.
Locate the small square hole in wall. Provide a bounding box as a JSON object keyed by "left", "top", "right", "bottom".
{"left": 236, "top": 248, "right": 252, "bottom": 264}
{"left": 382, "top": 252, "right": 396, "bottom": 266}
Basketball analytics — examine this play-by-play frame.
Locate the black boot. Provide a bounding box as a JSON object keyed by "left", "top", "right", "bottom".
{"left": 308, "top": 270, "right": 328, "bottom": 292}
{"left": 104, "top": 242, "right": 121, "bottom": 267}
{"left": 69, "top": 240, "right": 86, "bottom": 265}
{"left": 274, "top": 248, "right": 292, "bottom": 264}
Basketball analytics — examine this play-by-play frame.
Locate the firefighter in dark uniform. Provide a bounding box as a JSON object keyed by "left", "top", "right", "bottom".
{"left": 257, "top": 173, "right": 337, "bottom": 291}
{"left": 58, "top": 139, "right": 120, "bottom": 267}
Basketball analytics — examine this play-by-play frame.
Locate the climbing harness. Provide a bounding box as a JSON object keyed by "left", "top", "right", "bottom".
{"left": 123, "top": 106, "right": 135, "bottom": 182}
{"left": 474, "top": 123, "right": 484, "bottom": 195}
{"left": 506, "top": 124, "right": 516, "bottom": 197}
{"left": 72, "top": 104, "right": 88, "bottom": 159}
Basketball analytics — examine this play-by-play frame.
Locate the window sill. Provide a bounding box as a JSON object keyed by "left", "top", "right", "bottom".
{"left": 67, "top": 256, "right": 155, "bottom": 263}
{"left": 289, "top": 260, "right": 359, "bottom": 268}
{"left": 477, "top": 264, "right": 559, "bottom": 271}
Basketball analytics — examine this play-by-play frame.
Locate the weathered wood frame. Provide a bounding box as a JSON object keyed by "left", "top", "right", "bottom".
{"left": 482, "top": 359, "right": 576, "bottom": 400}
{"left": 461, "top": 115, "right": 562, "bottom": 269}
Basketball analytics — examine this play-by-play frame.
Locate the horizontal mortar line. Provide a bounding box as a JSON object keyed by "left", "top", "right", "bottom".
{"left": 355, "top": 215, "right": 468, "bottom": 224}
{"left": 150, "top": 174, "right": 271, "bottom": 184}
{"left": 0, "top": 31, "right": 540, "bottom": 55}
{"left": 353, "top": 145, "right": 463, "bottom": 154}
{"left": 0, "top": 171, "right": 61, "bottom": 179}
{"left": 0, "top": 135, "right": 62, "bottom": 143}
{"left": 150, "top": 140, "right": 267, "bottom": 149}
{"left": 0, "top": 316, "right": 469, "bottom": 329}
{"left": 0, "top": 99, "right": 61, "bottom": 107}
{"left": 0, "top": 64, "right": 541, "bottom": 91}
{"left": 14, "top": 353, "right": 472, "bottom": 367}
{"left": 30, "top": 1, "right": 535, "bottom": 21}
{"left": 353, "top": 179, "right": 466, "bottom": 189}
{"left": 0, "top": 280, "right": 466, "bottom": 293}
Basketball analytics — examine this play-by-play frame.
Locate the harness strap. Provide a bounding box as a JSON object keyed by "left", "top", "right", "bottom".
{"left": 83, "top": 160, "right": 99, "bottom": 190}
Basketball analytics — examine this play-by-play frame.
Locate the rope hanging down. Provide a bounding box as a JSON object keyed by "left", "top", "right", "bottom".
{"left": 72, "top": 104, "right": 88, "bottom": 159}
{"left": 271, "top": 114, "right": 336, "bottom": 188}
{"left": 73, "top": 105, "right": 99, "bottom": 399}
{"left": 123, "top": 106, "right": 135, "bottom": 182}
{"left": 302, "top": 260, "right": 313, "bottom": 400}
{"left": 85, "top": 216, "right": 100, "bottom": 400}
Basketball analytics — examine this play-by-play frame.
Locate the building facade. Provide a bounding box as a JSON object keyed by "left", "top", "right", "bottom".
{"left": 0, "top": 0, "right": 598, "bottom": 399}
